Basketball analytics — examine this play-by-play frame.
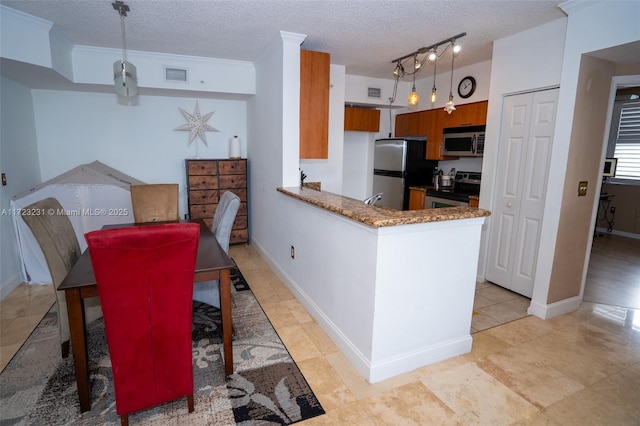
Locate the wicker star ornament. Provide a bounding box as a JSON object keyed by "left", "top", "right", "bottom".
{"left": 175, "top": 101, "right": 219, "bottom": 146}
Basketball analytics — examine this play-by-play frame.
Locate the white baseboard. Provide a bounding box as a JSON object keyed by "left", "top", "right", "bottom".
{"left": 1, "top": 274, "right": 22, "bottom": 300}
{"left": 595, "top": 227, "right": 640, "bottom": 240}
{"left": 368, "top": 336, "right": 472, "bottom": 383}
{"left": 528, "top": 295, "right": 582, "bottom": 319}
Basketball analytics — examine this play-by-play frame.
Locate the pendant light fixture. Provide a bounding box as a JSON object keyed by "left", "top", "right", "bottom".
{"left": 112, "top": 1, "right": 137, "bottom": 97}
{"left": 430, "top": 54, "right": 437, "bottom": 104}
{"left": 408, "top": 55, "right": 420, "bottom": 107}
{"left": 389, "top": 33, "right": 465, "bottom": 109}
{"left": 444, "top": 41, "right": 457, "bottom": 114}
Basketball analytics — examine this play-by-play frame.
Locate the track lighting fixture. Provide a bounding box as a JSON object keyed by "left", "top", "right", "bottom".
{"left": 112, "top": 1, "right": 137, "bottom": 97}
{"left": 389, "top": 32, "right": 465, "bottom": 108}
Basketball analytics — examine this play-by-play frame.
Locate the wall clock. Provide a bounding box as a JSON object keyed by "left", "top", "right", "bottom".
{"left": 457, "top": 76, "right": 476, "bottom": 99}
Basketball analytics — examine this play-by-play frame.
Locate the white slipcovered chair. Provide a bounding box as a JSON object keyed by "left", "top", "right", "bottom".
{"left": 20, "top": 197, "right": 103, "bottom": 358}
{"left": 193, "top": 191, "right": 241, "bottom": 308}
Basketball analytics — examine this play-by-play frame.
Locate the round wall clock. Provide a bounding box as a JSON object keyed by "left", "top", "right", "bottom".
{"left": 457, "top": 76, "right": 476, "bottom": 99}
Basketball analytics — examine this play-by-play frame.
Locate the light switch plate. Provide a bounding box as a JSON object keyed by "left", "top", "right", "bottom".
{"left": 578, "top": 181, "right": 588, "bottom": 196}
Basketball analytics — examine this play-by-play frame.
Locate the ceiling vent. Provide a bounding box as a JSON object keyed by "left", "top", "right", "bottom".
{"left": 367, "top": 87, "right": 382, "bottom": 98}
{"left": 165, "top": 67, "right": 188, "bottom": 82}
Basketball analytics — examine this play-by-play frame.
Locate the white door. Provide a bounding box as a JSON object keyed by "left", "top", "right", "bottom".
{"left": 487, "top": 88, "right": 558, "bottom": 297}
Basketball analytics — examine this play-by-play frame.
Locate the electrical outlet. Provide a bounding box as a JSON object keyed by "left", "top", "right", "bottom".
{"left": 610, "top": 206, "right": 616, "bottom": 214}
{"left": 578, "top": 181, "right": 588, "bottom": 196}
{"left": 290, "top": 245, "right": 295, "bottom": 259}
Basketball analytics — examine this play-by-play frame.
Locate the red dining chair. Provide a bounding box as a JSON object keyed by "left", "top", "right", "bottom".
{"left": 85, "top": 223, "right": 199, "bottom": 425}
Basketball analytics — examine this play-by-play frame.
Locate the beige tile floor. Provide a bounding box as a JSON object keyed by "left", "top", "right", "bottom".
{"left": 2, "top": 243, "right": 639, "bottom": 424}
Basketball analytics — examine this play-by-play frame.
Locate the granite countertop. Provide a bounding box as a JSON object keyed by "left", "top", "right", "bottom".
{"left": 277, "top": 187, "right": 490, "bottom": 228}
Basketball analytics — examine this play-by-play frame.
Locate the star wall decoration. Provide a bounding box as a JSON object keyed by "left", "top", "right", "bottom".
{"left": 175, "top": 101, "right": 219, "bottom": 146}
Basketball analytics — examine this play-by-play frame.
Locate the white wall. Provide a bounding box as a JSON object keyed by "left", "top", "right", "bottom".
{"left": 0, "top": 77, "right": 42, "bottom": 297}
{"left": 345, "top": 74, "right": 408, "bottom": 107}
{"left": 248, "top": 31, "right": 306, "bottom": 271}
{"left": 533, "top": 0, "right": 640, "bottom": 317}
{"left": 413, "top": 60, "right": 492, "bottom": 113}
{"left": 478, "top": 18, "right": 567, "bottom": 287}
{"left": 31, "top": 90, "right": 247, "bottom": 217}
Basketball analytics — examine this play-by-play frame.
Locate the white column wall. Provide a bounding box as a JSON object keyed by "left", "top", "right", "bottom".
{"left": 479, "top": 18, "right": 567, "bottom": 291}
{"left": 0, "top": 77, "right": 42, "bottom": 298}
{"left": 533, "top": 0, "right": 640, "bottom": 317}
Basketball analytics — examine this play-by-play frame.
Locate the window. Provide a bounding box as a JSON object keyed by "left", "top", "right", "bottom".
{"left": 608, "top": 100, "right": 640, "bottom": 183}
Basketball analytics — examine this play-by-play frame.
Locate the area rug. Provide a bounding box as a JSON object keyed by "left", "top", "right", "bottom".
{"left": 0, "top": 266, "right": 325, "bottom": 425}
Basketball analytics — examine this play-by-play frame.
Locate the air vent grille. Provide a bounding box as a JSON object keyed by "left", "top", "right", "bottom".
{"left": 367, "top": 87, "right": 382, "bottom": 98}
{"left": 165, "top": 67, "right": 188, "bottom": 82}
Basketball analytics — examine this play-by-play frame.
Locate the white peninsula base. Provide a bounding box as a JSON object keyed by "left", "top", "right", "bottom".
{"left": 259, "top": 189, "right": 488, "bottom": 383}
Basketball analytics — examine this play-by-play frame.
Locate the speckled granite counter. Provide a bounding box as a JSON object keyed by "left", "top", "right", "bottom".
{"left": 277, "top": 187, "right": 490, "bottom": 228}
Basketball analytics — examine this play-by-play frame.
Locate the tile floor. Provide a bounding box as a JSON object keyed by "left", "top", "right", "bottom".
{"left": 2, "top": 243, "right": 639, "bottom": 424}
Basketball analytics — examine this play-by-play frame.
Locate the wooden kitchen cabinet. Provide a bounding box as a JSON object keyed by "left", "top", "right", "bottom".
{"left": 440, "top": 100, "right": 488, "bottom": 129}
{"left": 344, "top": 106, "right": 380, "bottom": 132}
{"left": 300, "top": 50, "right": 330, "bottom": 159}
{"left": 394, "top": 110, "right": 426, "bottom": 138}
{"left": 395, "top": 100, "right": 488, "bottom": 160}
{"left": 186, "top": 158, "right": 248, "bottom": 244}
{"left": 408, "top": 187, "right": 426, "bottom": 210}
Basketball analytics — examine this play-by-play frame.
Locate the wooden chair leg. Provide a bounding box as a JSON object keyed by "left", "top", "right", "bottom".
{"left": 120, "top": 414, "right": 128, "bottom": 426}
{"left": 187, "top": 394, "right": 194, "bottom": 413}
{"left": 61, "top": 340, "right": 70, "bottom": 358}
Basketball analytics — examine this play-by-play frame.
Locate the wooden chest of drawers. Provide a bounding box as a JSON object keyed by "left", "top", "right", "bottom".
{"left": 185, "top": 159, "right": 248, "bottom": 244}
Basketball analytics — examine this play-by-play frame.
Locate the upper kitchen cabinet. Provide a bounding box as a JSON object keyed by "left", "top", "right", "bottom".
{"left": 440, "top": 100, "right": 488, "bottom": 129}
{"left": 394, "top": 110, "right": 427, "bottom": 138}
{"left": 344, "top": 107, "right": 380, "bottom": 132}
{"left": 395, "top": 100, "right": 488, "bottom": 160}
{"left": 300, "top": 50, "right": 330, "bottom": 159}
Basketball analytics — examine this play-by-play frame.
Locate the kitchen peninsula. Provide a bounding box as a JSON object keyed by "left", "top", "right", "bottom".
{"left": 275, "top": 186, "right": 490, "bottom": 383}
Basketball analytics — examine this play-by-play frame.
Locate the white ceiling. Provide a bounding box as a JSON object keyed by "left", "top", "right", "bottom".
{"left": 1, "top": 0, "right": 568, "bottom": 80}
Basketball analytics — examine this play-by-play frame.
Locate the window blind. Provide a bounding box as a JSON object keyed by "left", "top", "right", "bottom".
{"left": 613, "top": 101, "right": 640, "bottom": 180}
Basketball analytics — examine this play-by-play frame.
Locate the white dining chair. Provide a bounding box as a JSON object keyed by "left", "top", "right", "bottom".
{"left": 193, "top": 191, "right": 241, "bottom": 308}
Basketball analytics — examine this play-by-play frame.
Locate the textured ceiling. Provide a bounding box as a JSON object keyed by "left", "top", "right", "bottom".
{"left": 1, "top": 0, "right": 567, "bottom": 80}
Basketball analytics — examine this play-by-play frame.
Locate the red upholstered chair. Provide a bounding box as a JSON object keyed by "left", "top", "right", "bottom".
{"left": 85, "top": 223, "right": 200, "bottom": 425}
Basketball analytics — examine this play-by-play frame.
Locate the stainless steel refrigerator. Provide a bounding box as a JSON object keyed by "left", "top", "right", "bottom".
{"left": 372, "top": 137, "right": 438, "bottom": 210}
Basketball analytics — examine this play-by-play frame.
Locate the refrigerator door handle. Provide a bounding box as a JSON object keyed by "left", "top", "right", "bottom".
{"left": 374, "top": 169, "right": 404, "bottom": 178}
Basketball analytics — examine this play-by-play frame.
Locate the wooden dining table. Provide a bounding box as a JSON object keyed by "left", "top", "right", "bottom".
{"left": 58, "top": 219, "right": 235, "bottom": 413}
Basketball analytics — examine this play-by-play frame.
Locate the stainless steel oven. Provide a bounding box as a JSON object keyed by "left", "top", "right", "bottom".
{"left": 425, "top": 171, "right": 481, "bottom": 208}
{"left": 425, "top": 195, "right": 469, "bottom": 208}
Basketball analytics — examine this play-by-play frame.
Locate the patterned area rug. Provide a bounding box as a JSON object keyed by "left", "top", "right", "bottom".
{"left": 0, "top": 266, "right": 325, "bottom": 425}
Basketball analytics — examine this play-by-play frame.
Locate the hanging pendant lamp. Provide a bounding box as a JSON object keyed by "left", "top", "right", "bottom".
{"left": 444, "top": 43, "right": 456, "bottom": 114}
{"left": 112, "top": 1, "right": 138, "bottom": 97}
{"left": 430, "top": 55, "right": 437, "bottom": 104}
{"left": 408, "top": 59, "right": 419, "bottom": 107}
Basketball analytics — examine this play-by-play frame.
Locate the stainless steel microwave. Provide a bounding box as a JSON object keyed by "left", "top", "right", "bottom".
{"left": 442, "top": 125, "right": 485, "bottom": 157}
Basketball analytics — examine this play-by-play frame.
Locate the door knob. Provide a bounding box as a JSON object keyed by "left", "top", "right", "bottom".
{"left": 507, "top": 203, "right": 513, "bottom": 208}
